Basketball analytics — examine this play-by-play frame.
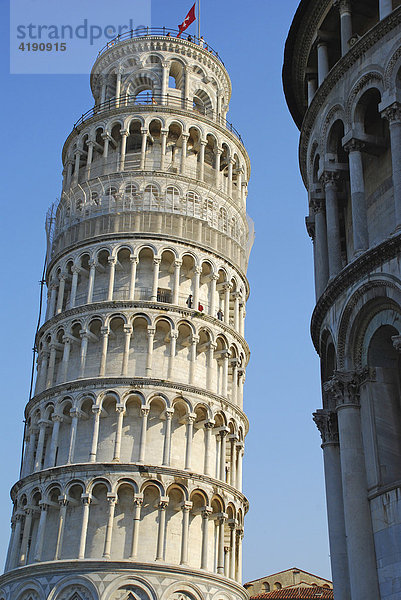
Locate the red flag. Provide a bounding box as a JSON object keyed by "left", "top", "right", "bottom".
{"left": 177, "top": 4, "right": 196, "bottom": 37}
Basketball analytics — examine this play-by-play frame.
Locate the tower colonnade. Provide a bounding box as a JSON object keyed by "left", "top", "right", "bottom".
{"left": 0, "top": 32, "right": 252, "bottom": 600}
{"left": 284, "top": 2, "right": 401, "bottom": 600}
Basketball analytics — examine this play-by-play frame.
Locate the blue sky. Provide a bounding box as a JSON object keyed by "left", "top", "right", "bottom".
{"left": 0, "top": 0, "right": 330, "bottom": 583}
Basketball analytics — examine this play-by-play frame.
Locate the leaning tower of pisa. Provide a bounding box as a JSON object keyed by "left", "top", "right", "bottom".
{"left": 284, "top": 2, "right": 401, "bottom": 599}
{"left": 0, "top": 31, "right": 252, "bottom": 600}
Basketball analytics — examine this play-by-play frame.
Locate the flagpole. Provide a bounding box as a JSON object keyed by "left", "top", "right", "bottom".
{"left": 198, "top": 0, "right": 200, "bottom": 40}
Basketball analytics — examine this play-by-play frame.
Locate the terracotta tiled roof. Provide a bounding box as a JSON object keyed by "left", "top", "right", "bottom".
{"left": 251, "top": 588, "right": 333, "bottom": 599}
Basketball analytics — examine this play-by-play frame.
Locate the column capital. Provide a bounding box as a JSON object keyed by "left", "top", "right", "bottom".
{"left": 204, "top": 420, "right": 215, "bottom": 429}
{"left": 392, "top": 334, "right": 401, "bottom": 352}
{"left": 381, "top": 102, "right": 401, "bottom": 124}
{"left": 343, "top": 137, "right": 365, "bottom": 154}
{"left": 161, "top": 128, "right": 169, "bottom": 135}
{"left": 69, "top": 408, "right": 82, "bottom": 419}
{"left": 158, "top": 498, "right": 169, "bottom": 510}
{"left": 120, "top": 129, "right": 129, "bottom": 137}
{"left": 134, "top": 494, "right": 144, "bottom": 507}
{"left": 123, "top": 325, "right": 133, "bottom": 335}
{"left": 81, "top": 493, "right": 92, "bottom": 505}
{"left": 100, "top": 326, "right": 110, "bottom": 336}
{"left": 153, "top": 257, "right": 161, "bottom": 265}
{"left": 58, "top": 495, "right": 69, "bottom": 507}
{"left": 320, "top": 170, "right": 340, "bottom": 189}
{"left": 108, "top": 256, "right": 117, "bottom": 265}
{"left": 201, "top": 506, "right": 213, "bottom": 518}
{"left": 186, "top": 412, "right": 197, "bottom": 424}
{"left": 313, "top": 408, "right": 339, "bottom": 445}
{"left": 200, "top": 139, "right": 208, "bottom": 147}
{"left": 211, "top": 273, "right": 220, "bottom": 281}
{"left": 170, "top": 330, "right": 179, "bottom": 339}
{"left": 51, "top": 414, "right": 63, "bottom": 423}
{"left": 164, "top": 408, "right": 175, "bottom": 419}
{"left": 107, "top": 493, "right": 117, "bottom": 504}
{"left": 333, "top": 0, "right": 351, "bottom": 13}
{"left": 92, "top": 405, "right": 102, "bottom": 415}
{"left": 116, "top": 405, "right": 126, "bottom": 415}
{"left": 194, "top": 266, "right": 202, "bottom": 274}
{"left": 130, "top": 256, "right": 139, "bottom": 265}
{"left": 191, "top": 335, "right": 200, "bottom": 345}
{"left": 305, "top": 215, "right": 315, "bottom": 241}
{"left": 323, "top": 370, "right": 364, "bottom": 408}
{"left": 141, "top": 128, "right": 149, "bottom": 135}
{"left": 310, "top": 196, "right": 325, "bottom": 214}
{"left": 71, "top": 265, "right": 81, "bottom": 274}
{"left": 181, "top": 132, "right": 190, "bottom": 140}
{"left": 88, "top": 259, "right": 98, "bottom": 268}
{"left": 140, "top": 406, "right": 150, "bottom": 418}
{"left": 147, "top": 327, "right": 156, "bottom": 336}
{"left": 181, "top": 501, "right": 193, "bottom": 512}
{"left": 174, "top": 259, "right": 183, "bottom": 267}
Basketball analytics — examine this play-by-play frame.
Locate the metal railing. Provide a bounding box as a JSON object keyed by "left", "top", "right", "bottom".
{"left": 97, "top": 28, "right": 222, "bottom": 63}
{"left": 73, "top": 93, "right": 243, "bottom": 143}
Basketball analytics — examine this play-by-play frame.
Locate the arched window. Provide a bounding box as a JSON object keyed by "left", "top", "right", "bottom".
{"left": 273, "top": 582, "right": 282, "bottom": 590}
{"left": 166, "top": 186, "right": 180, "bottom": 210}
{"left": 186, "top": 191, "right": 200, "bottom": 217}
{"left": 219, "top": 207, "right": 228, "bottom": 233}
{"left": 193, "top": 89, "right": 212, "bottom": 116}
{"left": 144, "top": 185, "right": 159, "bottom": 209}
{"left": 262, "top": 582, "right": 270, "bottom": 592}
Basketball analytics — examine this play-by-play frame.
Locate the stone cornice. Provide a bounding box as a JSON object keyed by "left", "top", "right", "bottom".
{"left": 25, "top": 376, "right": 250, "bottom": 431}
{"left": 10, "top": 462, "right": 249, "bottom": 510}
{"left": 0, "top": 559, "right": 249, "bottom": 596}
{"left": 311, "top": 231, "right": 401, "bottom": 352}
{"left": 48, "top": 231, "right": 251, "bottom": 294}
{"left": 299, "top": 8, "right": 401, "bottom": 184}
{"left": 36, "top": 300, "right": 250, "bottom": 358}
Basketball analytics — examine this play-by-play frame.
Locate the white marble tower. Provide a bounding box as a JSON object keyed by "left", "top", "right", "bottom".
{"left": 0, "top": 30, "right": 252, "bottom": 600}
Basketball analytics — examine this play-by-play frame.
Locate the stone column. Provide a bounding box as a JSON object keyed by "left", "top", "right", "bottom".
{"left": 228, "top": 434, "right": 238, "bottom": 486}
{"left": 115, "top": 68, "right": 122, "bottom": 106}
{"left": 199, "top": 140, "right": 207, "bottom": 181}
{"left": 228, "top": 519, "right": 237, "bottom": 579}
{"left": 207, "top": 342, "right": 216, "bottom": 391}
{"left": 236, "top": 442, "right": 244, "bottom": 492}
{"left": 189, "top": 335, "right": 199, "bottom": 385}
{"left": 48, "top": 414, "right": 63, "bottom": 467}
{"left": 107, "top": 257, "right": 116, "bottom": 301}
{"left": 233, "top": 293, "right": 240, "bottom": 331}
{"left": 34, "top": 420, "right": 48, "bottom": 471}
{"left": 219, "top": 427, "right": 229, "bottom": 481}
{"left": 162, "top": 408, "right": 174, "bottom": 466}
{"left": 223, "top": 283, "right": 231, "bottom": 324}
{"left": 113, "top": 406, "right": 125, "bottom": 462}
{"left": 60, "top": 336, "right": 71, "bottom": 383}
{"left": 215, "top": 148, "right": 222, "bottom": 187}
{"left": 217, "top": 514, "right": 226, "bottom": 574}
{"left": 65, "top": 160, "right": 73, "bottom": 188}
{"left": 231, "top": 359, "right": 239, "bottom": 405}
{"left": 184, "top": 67, "right": 190, "bottom": 107}
{"left": 69, "top": 266, "right": 80, "bottom": 308}
{"left": 89, "top": 406, "right": 101, "bottom": 462}
{"left": 79, "top": 331, "right": 89, "bottom": 378}
{"left": 48, "top": 284, "right": 58, "bottom": 319}
{"left": 201, "top": 506, "right": 212, "bottom": 569}
{"left": 160, "top": 129, "right": 168, "bottom": 169}
{"left": 236, "top": 528, "right": 244, "bottom": 583}
{"left": 161, "top": 61, "right": 169, "bottom": 103}
{"left": 307, "top": 75, "right": 317, "bottom": 106}
{"left": 310, "top": 197, "right": 329, "bottom": 295}
{"left": 222, "top": 350, "right": 230, "bottom": 397}
{"left": 344, "top": 138, "right": 369, "bottom": 255}
{"left": 119, "top": 129, "right": 129, "bottom": 171}
{"left": 102, "top": 133, "right": 110, "bottom": 162}
{"left": 181, "top": 133, "right": 189, "bottom": 174}
{"left": 121, "top": 326, "right": 132, "bottom": 376}
{"left": 151, "top": 258, "right": 161, "bottom": 301}
{"left": 103, "top": 494, "right": 117, "bottom": 558}
{"left": 210, "top": 273, "right": 219, "bottom": 316}
{"left": 129, "top": 256, "right": 138, "bottom": 300}
{"left": 19, "top": 509, "right": 33, "bottom": 565}
{"left": 204, "top": 420, "right": 214, "bottom": 475}
{"left": 9, "top": 514, "right": 23, "bottom": 570}
{"left": 180, "top": 501, "right": 192, "bottom": 565}
{"left": 193, "top": 266, "right": 201, "bottom": 309}
{"left": 85, "top": 141, "right": 95, "bottom": 178}
{"left": 67, "top": 408, "right": 80, "bottom": 464}
{"left": 33, "top": 502, "right": 48, "bottom": 561}
{"left": 138, "top": 407, "right": 150, "bottom": 463}
{"left": 382, "top": 103, "right": 401, "bottom": 230}
{"left": 380, "top": 0, "right": 392, "bottom": 19}
{"left": 129, "top": 496, "right": 143, "bottom": 559}
{"left": 54, "top": 497, "right": 68, "bottom": 560}
{"left": 167, "top": 331, "right": 178, "bottom": 380}
{"left": 321, "top": 172, "right": 342, "bottom": 278}
{"left": 146, "top": 327, "right": 155, "bottom": 376}
{"left": 87, "top": 259, "right": 97, "bottom": 303}
{"left": 172, "top": 260, "right": 182, "bottom": 305}
{"left": 78, "top": 494, "right": 91, "bottom": 559}
{"left": 314, "top": 408, "right": 351, "bottom": 600}
{"left": 156, "top": 498, "right": 168, "bottom": 560}
{"left": 140, "top": 128, "right": 148, "bottom": 170}
{"left": 334, "top": 0, "right": 352, "bottom": 56}
{"left": 46, "top": 343, "right": 57, "bottom": 389}
{"left": 72, "top": 149, "right": 82, "bottom": 186}
{"left": 185, "top": 413, "right": 196, "bottom": 470}
{"left": 228, "top": 158, "right": 234, "bottom": 197}
{"left": 326, "top": 373, "right": 380, "bottom": 600}
{"left": 317, "top": 38, "right": 329, "bottom": 86}
{"left": 24, "top": 428, "right": 37, "bottom": 476}
{"left": 99, "top": 326, "right": 109, "bottom": 377}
